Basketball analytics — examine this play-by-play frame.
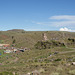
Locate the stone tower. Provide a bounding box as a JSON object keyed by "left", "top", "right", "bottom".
{"left": 42, "top": 33, "right": 48, "bottom": 41}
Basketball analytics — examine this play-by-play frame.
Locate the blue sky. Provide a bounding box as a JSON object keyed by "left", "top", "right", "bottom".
{"left": 0, "top": 0, "right": 75, "bottom": 31}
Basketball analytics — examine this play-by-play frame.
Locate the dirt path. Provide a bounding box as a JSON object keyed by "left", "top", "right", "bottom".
{"left": 48, "top": 48, "right": 75, "bottom": 58}
{"left": 59, "top": 50, "right": 75, "bottom": 54}
{"left": 59, "top": 47, "right": 75, "bottom": 54}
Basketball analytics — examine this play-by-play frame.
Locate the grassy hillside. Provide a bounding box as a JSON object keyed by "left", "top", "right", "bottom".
{"left": 0, "top": 47, "right": 75, "bottom": 75}
{"left": 0, "top": 30, "right": 75, "bottom": 75}
{"left": 0, "top": 30, "right": 75, "bottom": 48}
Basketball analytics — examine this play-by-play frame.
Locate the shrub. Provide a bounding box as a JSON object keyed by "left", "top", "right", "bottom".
{"left": 69, "top": 69, "right": 75, "bottom": 75}
{"left": 0, "top": 72, "right": 13, "bottom": 75}
{"left": 55, "top": 59, "right": 61, "bottom": 61}
{"left": 51, "top": 72, "right": 60, "bottom": 75}
{"left": 12, "top": 39, "right": 16, "bottom": 44}
{"left": 34, "top": 41, "right": 65, "bottom": 49}
{"left": 34, "top": 59, "right": 38, "bottom": 62}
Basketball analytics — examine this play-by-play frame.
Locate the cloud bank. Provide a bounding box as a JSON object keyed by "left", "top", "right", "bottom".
{"left": 49, "top": 15, "right": 75, "bottom": 20}
{"left": 49, "top": 15, "right": 75, "bottom": 27}
{"left": 59, "top": 27, "right": 75, "bottom": 32}
{"left": 32, "top": 15, "right": 75, "bottom": 31}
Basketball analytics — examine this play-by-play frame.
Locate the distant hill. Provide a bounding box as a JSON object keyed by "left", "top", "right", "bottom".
{"left": 0, "top": 30, "right": 75, "bottom": 48}
{"left": 7, "top": 29, "right": 25, "bottom": 32}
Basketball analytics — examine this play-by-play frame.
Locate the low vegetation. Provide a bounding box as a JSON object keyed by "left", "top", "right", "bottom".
{"left": 0, "top": 30, "right": 75, "bottom": 75}
{"left": 35, "top": 40, "right": 65, "bottom": 49}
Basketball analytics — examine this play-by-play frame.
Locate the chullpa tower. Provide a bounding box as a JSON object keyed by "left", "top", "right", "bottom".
{"left": 42, "top": 33, "right": 48, "bottom": 41}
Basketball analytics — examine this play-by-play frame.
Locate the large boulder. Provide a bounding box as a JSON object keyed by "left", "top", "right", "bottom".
{"left": 72, "top": 62, "right": 75, "bottom": 65}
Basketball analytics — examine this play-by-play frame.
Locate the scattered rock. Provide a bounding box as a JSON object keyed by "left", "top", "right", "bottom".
{"left": 66, "top": 63, "right": 70, "bottom": 66}
{"left": 27, "top": 73, "right": 31, "bottom": 75}
{"left": 72, "top": 62, "right": 75, "bottom": 65}
{"left": 0, "top": 63, "right": 3, "bottom": 65}
{"left": 12, "top": 72, "right": 15, "bottom": 75}
{"left": 31, "top": 70, "right": 40, "bottom": 75}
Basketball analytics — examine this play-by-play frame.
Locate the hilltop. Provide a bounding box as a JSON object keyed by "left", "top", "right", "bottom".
{"left": 7, "top": 29, "right": 25, "bottom": 32}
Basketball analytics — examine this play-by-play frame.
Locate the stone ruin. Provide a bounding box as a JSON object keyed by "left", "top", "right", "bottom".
{"left": 42, "top": 33, "right": 48, "bottom": 41}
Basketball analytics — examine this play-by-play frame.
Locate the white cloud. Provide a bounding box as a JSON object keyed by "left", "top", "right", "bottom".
{"left": 59, "top": 27, "right": 71, "bottom": 31}
{"left": 33, "top": 21, "right": 75, "bottom": 27}
{"left": 49, "top": 15, "right": 75, "bottom": 20}
{"left": 49, "top": 15, "right": 75, "bottom": 27}
{"left": 50, "top": 21, "right": 75, "bottom": 27}
{"left": 59, "top": 27, "right": 75, "bottom": 32}
{"left": 31, "top": 15, "right": 75, "bottom": 31}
